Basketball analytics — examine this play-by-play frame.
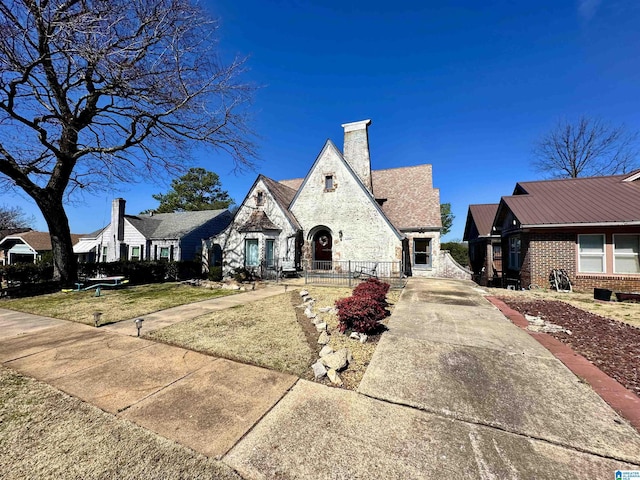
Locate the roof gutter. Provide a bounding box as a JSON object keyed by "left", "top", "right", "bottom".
{"left": 522, "top": 221, "right": 640, "bottom": 229}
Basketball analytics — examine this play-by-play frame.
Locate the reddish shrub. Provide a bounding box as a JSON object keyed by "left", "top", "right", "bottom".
{"left": 335, "top": 294, "right": 387, "bottom": 334}
{"left": 353, "top": 278, "right": 390, "bottom": 305}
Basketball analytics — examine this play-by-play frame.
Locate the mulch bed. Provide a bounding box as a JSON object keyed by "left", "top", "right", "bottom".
{"left": 498, "top": 298, "right": 640, "bottom": 397}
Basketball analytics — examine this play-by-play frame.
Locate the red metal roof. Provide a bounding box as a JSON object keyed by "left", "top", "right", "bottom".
{"left": 466, "top": 204, "right": 499, "bottom": 237}
{"left": 503, "top": 172, "right": 640, "bottom": 226}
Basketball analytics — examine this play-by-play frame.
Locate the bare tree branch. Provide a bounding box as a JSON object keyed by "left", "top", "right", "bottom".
{"left": 532, "top": 116, "right": 639, "bottom": 178}
{"left": 0, "top": 0, "right": 257, "bottom": 284}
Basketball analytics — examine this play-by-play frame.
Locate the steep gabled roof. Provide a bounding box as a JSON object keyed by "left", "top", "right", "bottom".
{"left": 277, "top": 178, "right": 304, "bottom": 191}
{"left": 260, "top": 175, "right": 300, "bottom": 230}
{"left": 280, "top": 164, "right": 441, "bottom": 231}
{"left": 499, "top": 171, "right": 640, "bottom": 227}
{"left": 289, "top": 140, "right": 404, "bottom": 240}
{"left": 463, "top": 204, "right": 499, "bottom": 240}
{"left": 125, "top": 209, "right": 230, "bottom": 239}
{"left": 372, "top": 165, "right": 441, "bottom": 230}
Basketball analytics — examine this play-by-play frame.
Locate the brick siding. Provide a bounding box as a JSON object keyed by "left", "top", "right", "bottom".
{"left": 520, "top": 231, "right": 640, "bottom": 292}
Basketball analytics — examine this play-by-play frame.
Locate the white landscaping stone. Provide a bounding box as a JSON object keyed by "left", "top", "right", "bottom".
{"left": 349, "top": 332, "right": 360, "bottom": 340}
{"left": 312, "top": 316, "right": 322, "bottom": 325}
{"left": 359, "top": 334, "right": 368, "bottom": 343}
{"left": 300, "top": 290, "right": 309, "bottom": 297}
{"left": 315, "top": 322, "right": 327, "bottom": 332}
{"left": 312, "top": 361, "right": 327, "bottom": 379}
{"left": 317, "top": 331, "right": 330, "bottom": 345}
{"left": 327, "top": 369, "right": 343, "bottom": 386}
{"left": 321, "top": 348, "right": 349, "bottom": 371}
{"left": 319, "top": 345, "right": 334, "bottom": 357}
{"left": 318, "top": 307, "right": 332, "bottom": 313}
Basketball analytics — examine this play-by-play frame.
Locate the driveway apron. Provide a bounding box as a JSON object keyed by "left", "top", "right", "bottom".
{"left": 225, "top": 278, "right": 640, "bottom": 479}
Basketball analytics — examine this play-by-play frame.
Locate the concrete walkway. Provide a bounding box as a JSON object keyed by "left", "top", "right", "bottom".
{"left": 225, "top": 278, "right": 640, "bottom": 479}
{"left": 0, "top": 286, "right": 297, "bottom": 458}
{"left": 2, "top": 278, "right": 640, "bottom": 478}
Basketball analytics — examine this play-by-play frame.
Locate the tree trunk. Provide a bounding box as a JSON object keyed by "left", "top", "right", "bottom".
{"left": 35, "top": 195, "right": 77, "bottom": 287}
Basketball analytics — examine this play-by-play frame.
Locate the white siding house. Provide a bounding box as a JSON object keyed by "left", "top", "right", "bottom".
{"left": 74, "top": 199, "right": 231, "bottom": 263}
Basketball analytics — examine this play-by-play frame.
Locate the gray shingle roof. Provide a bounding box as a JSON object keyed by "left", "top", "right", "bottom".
{"left": 278, "top": 164, "right": 441, "bottom": 230}
{"left": 126, "top": 209, "right": 230, "bottom": 239}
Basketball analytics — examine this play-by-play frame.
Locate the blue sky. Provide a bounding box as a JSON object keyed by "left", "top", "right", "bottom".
{"left": 5, "top": 0, "right": 640, "bottom": 240}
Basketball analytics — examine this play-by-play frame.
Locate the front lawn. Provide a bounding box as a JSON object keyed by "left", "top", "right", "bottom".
{"left": 149, "top": 286, "right": 402, "bottom": 387}
{"left": 0, "top": 283, "right": 237, "bottom": 325}
{"left": 148, "top": 291, "right": 315, "bottom": 377}
{"left": 0, "top": 367, "right": 240, "bottom": 480}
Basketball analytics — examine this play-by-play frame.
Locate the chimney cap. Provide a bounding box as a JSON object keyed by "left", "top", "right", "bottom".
{"left": 341, "top": 119, "right": 371, "bottom": 133}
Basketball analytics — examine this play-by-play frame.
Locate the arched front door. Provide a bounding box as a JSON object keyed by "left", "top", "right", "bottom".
{"left": 313, "top": 229, "right": 332, "bottom": 267}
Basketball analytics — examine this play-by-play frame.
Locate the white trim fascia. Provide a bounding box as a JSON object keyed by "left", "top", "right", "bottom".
{"left": 523, "top": 221, "right": 640, "bottom": 228}
{"left": 290, "top": 140, "right": 404, "bottom": 241}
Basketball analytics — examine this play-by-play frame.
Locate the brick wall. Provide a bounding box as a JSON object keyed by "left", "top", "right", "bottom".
{"left": 524, "top": 232, "right": 576, "bottom": 288}
{"left": 573, "top": 275, "right": 640, "bottom": 292}
{"left": 520, "top": 230, "right": 640, "bottom": 292}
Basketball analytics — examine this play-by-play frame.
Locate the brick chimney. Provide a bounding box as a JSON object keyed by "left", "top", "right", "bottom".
{"left": 112, "top": 198, "right": 126, "bottom": 242}
{"left": 342, "top": 119, "right": 372, "bottom": 192}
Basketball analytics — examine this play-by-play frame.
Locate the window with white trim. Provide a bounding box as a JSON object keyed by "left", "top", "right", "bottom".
{"left": 245, "top": 239, "right": 259, "bottom": 267}
{"left": 614, "top": 235, "right": 640, "bottom": 274}
{"left": 159, "top": 247, "right": 170, "bottom": 261}
{"left": 101, "top": 246, "right": 108, "bottom": 263}
{"left": 130, "top": 246, "right": 141, "bottom": 261}
{"left": 578, "top": 234, "right": 605, "bottom": 273}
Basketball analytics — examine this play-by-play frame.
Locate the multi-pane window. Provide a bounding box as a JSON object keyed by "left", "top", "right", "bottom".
{"left": 102, "top": 246, "right": 108, "bottom": 263}
{"left": 578, "top": 234, "right": 605, "bottom": 273}
{"left": 130, "top": 246, "right": 141, "bottom": 261}
{"left": 413, "top": 238, "right": 431, "bottom": 268}
{"left": 245, "top": 239, "right": 259, "bottom": 267}
{"left": 159, "top": 247, "right": 170, "bottom": 261}
{"left": 508, "top": 236, "right": 521, "bottom": 269}
{"left": 614, "top": 235, "right": 640, "bottom": 274}
{"left": 256, "top": 191, "right": 264, "bottom": 206}
{"left": 266, "top": 239, "right": 275, "bottom": 268}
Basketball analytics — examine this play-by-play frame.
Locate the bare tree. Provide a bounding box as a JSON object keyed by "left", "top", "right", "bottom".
{"left": 0, "top": 0, "right": 256, "bottom": 285}
{"left": 532, "top": 116, "right": 638, "bottom": 178}
{"left": 0, "top": 204, "right": 34, "bottom": 230}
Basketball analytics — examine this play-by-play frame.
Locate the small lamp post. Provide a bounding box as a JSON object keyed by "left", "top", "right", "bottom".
{"left": 134, "top": 318, "right": 144, "bottom": 337}
{"left": 93, "top": 311, "right": 102, "bottom": 327}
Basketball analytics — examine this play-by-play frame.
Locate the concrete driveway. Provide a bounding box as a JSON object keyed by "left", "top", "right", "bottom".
{"left": 225, "top": 278, "right": 640, "bottom": 479}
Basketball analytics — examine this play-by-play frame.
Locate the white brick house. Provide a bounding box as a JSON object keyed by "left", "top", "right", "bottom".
{"left": 208, "top": 119, "right": 445, "bottom": 277}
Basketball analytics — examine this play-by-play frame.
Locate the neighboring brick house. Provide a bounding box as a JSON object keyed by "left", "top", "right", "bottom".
{"left": 492, "top": 171, "right": 640, "bottom": 291}
{"left": 74, "top": 198, "right": 232, "bottom": 263}
{"left": 463, "top": 204, "right": 502, "bottom": 286}
{"left": 209, "top": 119, "right": 458, "bottom": 278}
{"left": 0, "top": 230, "right": 83, "bottom": 264}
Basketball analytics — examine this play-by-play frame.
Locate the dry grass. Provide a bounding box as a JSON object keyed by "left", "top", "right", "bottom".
{"left": 0, "top": 366, "right": 240, "bottom": 480}
{"left": 148, "top": 284, "right": 402, "bottom": 389}
{"left": 486, "top": 287, "right": 640, "bottom": 327}
{"left": 148, "top": 293, "right": 314, "bottom": 377}
{"left": 0, "top": 283, "right": 236, "bottom": 325}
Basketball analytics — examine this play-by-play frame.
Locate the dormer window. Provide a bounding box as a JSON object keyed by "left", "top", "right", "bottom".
{"left": 325, "top": 175, "right": 335, "bottom": 191}
{"left": 256, "top": 191, "right": 264, "bottom": 206}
